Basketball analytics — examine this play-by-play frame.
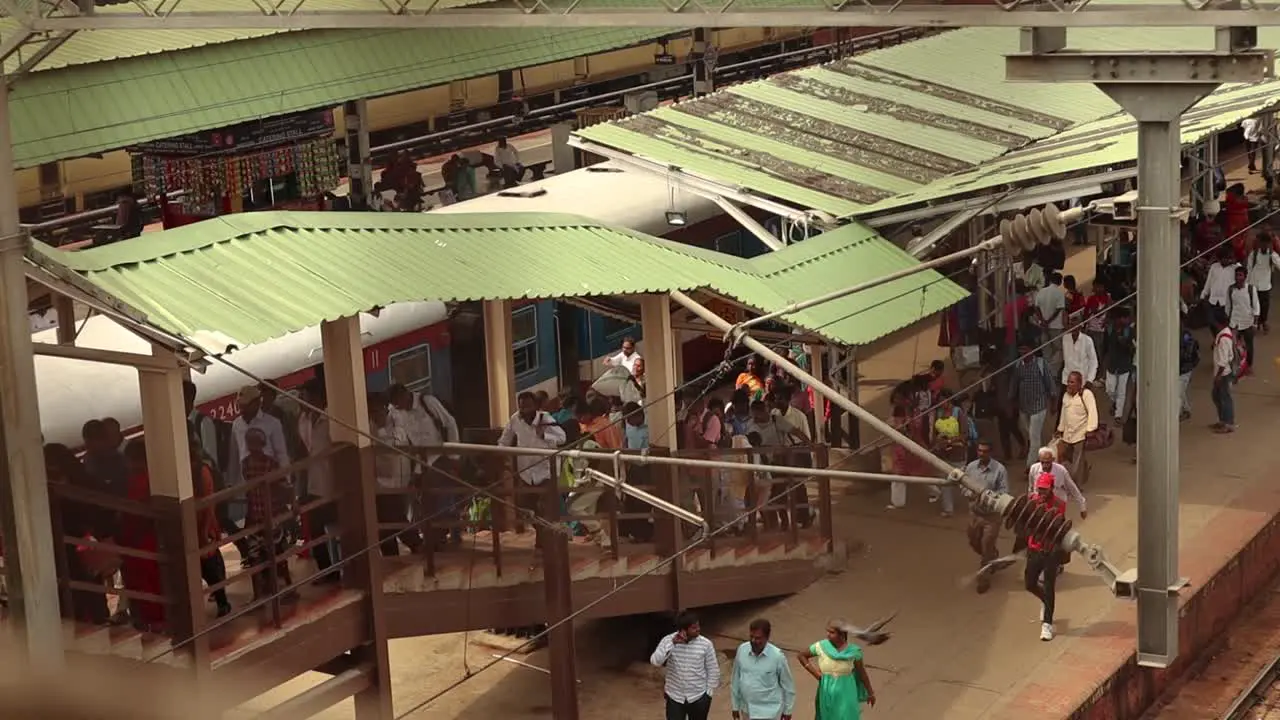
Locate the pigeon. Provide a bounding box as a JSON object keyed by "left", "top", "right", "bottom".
{"left": 838, "top": 611, "right": 897, "bottom": 646}
{"left": 957, "top": 550, "right": 1026, "bottom": 590}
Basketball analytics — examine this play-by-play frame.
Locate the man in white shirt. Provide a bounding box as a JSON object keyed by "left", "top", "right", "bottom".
{"left": 1211, "top": 309, "right": 1238, "bottom": 433}
{"left": 1026, "top": 447, "right": 1087, "bottom": 517}
{"left": 498, "top": 392, "right": 568, "bottom": 520}
{"left": 230, "top": 385, "right": 290, "bottom": 483}
{"left": 1245, "top": 232, "right": 1280, "bottom": 333}
{"left": 650, "top": 611, "right": 721, "bottom": 720}
{"left": 1034, "top": 272, "right": 1067, "bottom": 378}
{"left": 388, "top": 383, "right": 461, "bottom": 547}
{"left": 1201, "top": 250, "right": 1239, "bottom": 312}
{"left": 1060, "top": 317, "right": 1098, "bottom": 392}
{"left": 606, "top": 336, "right": 642, "bottom": 375}
{"left": 494, "top": 137, "right": 524, "bottom": 188}
{"left": 1227, "top": 265, "right": 1260, "bottom": 371}
{"left": 1243, "top": 117, "right": 1263, "bottom": 173}
{"left": 1055, "top": 371, "right": 1098, "bottom": 485}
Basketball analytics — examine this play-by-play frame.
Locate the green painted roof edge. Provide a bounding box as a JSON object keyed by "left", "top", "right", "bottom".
{"left": 35, "top": 211, "right": 633, "bottom": 271}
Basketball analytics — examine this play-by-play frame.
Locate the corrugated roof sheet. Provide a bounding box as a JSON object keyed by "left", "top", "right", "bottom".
{"left": 0, "top": 0, "right": 500, "bottom": 73}
{"left": 32, "top": 212, "right": 966, "bottom": 351}
{"left": 855, "top": 80, "right": 1280, "bottom": 215}
{"left": 575, "top": 25, "right": 1280, "bottom": 218}
{"left": 9, "top": 26, "right": 666, "bottom": 168}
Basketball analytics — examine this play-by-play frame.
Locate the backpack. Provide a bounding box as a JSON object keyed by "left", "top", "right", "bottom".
{"left": 1219, "top": 329, "right": 1246, "bottom": 378}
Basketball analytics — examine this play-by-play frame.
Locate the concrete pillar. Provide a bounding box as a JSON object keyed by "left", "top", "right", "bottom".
{"left": 482, "top": 300, "right": 517, "bottom": 530}
{"left": 321, "top": 315, "right": 371, "bottom": 448}
{"left": 137, "top": 345, "right": 206, "bottom": 665}
{"left": 343, "top": 99, "right": 373, "bottom": 211}
{"left": 691, "top": 28, "right": 715, "bottom": 98}
{"left": 640, "top": 295, "right": 678, "bottom": 449}
{"left": 482, "top": 300, "right": 516, "bottom": 428}
{"left": 320, "top": 315, "right": 391, "bottom": 720}
{"left": 551, "top": 122, "right": 575, "bottom": 175}
{"left": 0, "top": 76, "right": 63, "bottom": 670}
{"left": 138, "top": 349, "right": 195, "bottom": 500}
{"left": 808, "top": 344, "right": 826, "bottom": 445}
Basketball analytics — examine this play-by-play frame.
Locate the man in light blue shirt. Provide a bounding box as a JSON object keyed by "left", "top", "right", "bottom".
{"left": 731, "top": 619, "right": 795, "bottom": 720}
{"left": 964, "top": 440, "right": 1009, "bottom": 594}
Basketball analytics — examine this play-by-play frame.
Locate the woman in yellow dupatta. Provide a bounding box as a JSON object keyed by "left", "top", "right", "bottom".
{"left": 798, "top": 619, "right": 877, "bottom": 720}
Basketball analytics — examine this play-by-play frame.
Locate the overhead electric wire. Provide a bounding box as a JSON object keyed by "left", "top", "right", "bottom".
{"left": 392, "top": 166, "right": 1280, "bottom": 716}
{"left": 152, "top": 148, "right": 1265, "bottom": 695}
{"left": 150, "top": 257, "right": 973, "bottom": 665}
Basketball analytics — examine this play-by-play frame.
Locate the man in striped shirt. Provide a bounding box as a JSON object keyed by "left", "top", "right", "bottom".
{"left": 650, "top": 611, "right": 721, "bottom": 720}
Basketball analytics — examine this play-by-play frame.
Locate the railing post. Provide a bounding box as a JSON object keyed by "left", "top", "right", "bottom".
{"left": 815, "top": 444, "right": 833, "bottom": 550}
{"left": 154, "top": 495, "right": 209, "bottom": 669}
{"left": 538, "top": 454, "right": 579, "bottom": 720}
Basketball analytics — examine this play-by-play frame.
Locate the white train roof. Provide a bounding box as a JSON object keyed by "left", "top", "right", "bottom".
{"left": 432, "top": 162, "right": 722, "bottom": 235}
{"left": 35, "top": 301, "right": 448, "bottom": 447}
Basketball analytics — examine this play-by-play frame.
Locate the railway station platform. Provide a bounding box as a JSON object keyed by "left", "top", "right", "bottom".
{"left": 695, "top": 248, "right": 1280, "bottom": 720}
{"left": 250, "top": 243, "right": 1280, "bottom": 720}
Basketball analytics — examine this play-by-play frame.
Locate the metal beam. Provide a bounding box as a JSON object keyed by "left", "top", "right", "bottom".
{"left": 1006, "top": 50, "right": 1275, "bottom": 84}
{"left": 569, "top": 136, "right": 827, "bottom": 225}
{"left": 863, "top": 167, "right": 1135, "bottom": 228}
{"left": 31, "top": 5, "right": 1280, "bottom": 29}
{"left": 709, "top": 196, "right": 784, "bottom": 251}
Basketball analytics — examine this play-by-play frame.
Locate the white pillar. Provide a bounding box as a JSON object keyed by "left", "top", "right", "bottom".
{"left": 137, "top": 346, "right": 194, "bottom": 499}
{"left": 640, "top": 295, "right": 678, "bottom": 448}
{"left": 0, "top": 76, "right": 63, "bottom": 669}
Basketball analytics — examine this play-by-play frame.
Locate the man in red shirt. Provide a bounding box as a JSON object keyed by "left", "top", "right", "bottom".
{"left": 1025, "top": 472, "right": 1067, "bottom": 642}
{"left": 1083, "top": 284, "right": 1112, "bottom": 365}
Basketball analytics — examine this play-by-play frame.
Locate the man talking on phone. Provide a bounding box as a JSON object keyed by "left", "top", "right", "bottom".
{"left": 651, "top": 611, "right": 721, "bottom": 720}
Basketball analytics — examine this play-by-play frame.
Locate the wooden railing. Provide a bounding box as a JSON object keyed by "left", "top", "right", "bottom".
{"left": 42, "top": 437, "right": 835, "bottom": 663}
{"left": 374, "top": 441, "right": 834, "bottom": 579}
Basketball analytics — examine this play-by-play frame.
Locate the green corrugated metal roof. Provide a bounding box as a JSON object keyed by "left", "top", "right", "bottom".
{"left": 0, "top": 0, "right": 499, "bottom": 74}
{"left": 10, "top": 26, "right": 666, "bottom": 168}
{"left": 736, "top": 224, "right": 971, "bottom": 345}
{"left": 31, "top": 212, "right": 966, "bottom": 351}
{"left": 854, "top": 81, "right": 1280, "bottom": 216}
{"left": 574, "top": 25, "right": 1280, "bottom": 218}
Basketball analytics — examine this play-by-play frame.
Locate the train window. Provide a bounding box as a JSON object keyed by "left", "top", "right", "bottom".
{"left": 388, "top": 344, "right": 433, "bottom": 394}
{"left": 512, "top": 305, "right": 539, "bottom": 376}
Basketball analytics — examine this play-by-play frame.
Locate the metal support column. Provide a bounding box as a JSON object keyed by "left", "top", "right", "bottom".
{"left": 1103, "top": 83, "right": 1216, "bottom": 667}
{"left": 343, "top": 99, "right": 373, "bottom": 211}
{"left": 691, "top": 28, "right": 715, "bottom": 97}
{"left": 0, "top": 76, "right": 63, "bottom": 670}
{"left": 1007, "top": 38, "right": 1271, "bottom": 666}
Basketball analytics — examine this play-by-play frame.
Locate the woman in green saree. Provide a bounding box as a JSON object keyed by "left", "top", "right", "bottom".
{"left": 797, "top": 619, "right": 877, "bottom": 720}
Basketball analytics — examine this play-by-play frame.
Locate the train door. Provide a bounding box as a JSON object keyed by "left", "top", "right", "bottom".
{"left": 556, "top": 302, "right": 583, "bottom": 393}
{"left": 447, "top": 302, "right": 492, "bottom": 430}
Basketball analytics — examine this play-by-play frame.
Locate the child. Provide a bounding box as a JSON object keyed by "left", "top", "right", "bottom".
{"left": 241, "top": 428, "right": 295, "bottom": 602}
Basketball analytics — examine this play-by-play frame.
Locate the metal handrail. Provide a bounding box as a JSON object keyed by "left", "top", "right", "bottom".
{"left": 581, "top": 467, "right": 707, "bottom": 536}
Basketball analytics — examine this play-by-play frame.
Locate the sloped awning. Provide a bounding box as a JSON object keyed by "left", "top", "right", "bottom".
{"left": 28, "top": 211, "right": 967, "bottom": 352}
{"left": 573, "top": 25, "right": 1280, "bottom": 221}
{"left": 850, "top": 81, "right": 1280, "bottom": 218}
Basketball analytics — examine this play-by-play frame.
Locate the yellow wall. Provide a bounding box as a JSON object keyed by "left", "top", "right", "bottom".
{"left": 29, "top": 29, "right": 806, "bottom": 213}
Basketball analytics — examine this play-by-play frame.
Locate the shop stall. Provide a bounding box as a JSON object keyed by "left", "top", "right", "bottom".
{"left": 129, "top": 109, "right": 343, "bottom": 222}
